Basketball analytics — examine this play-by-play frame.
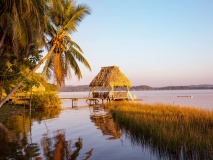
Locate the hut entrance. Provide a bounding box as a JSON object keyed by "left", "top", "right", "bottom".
{"left": 88, "top": 66, "right": 134, "bottom": 102}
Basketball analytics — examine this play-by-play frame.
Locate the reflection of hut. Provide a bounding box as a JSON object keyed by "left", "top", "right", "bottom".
{"left": 89, "top": 66, "right": 134, "bottom": 101}
{"left": 90, "top": 114, "right": 122, "bottom": 140}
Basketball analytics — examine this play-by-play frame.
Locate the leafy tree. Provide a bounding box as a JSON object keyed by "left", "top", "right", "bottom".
{"left": 0, "top": 0, "right": 47, "bottom": 101}
{"left": 0, "top": 0, "right": 91, "bottom": 107}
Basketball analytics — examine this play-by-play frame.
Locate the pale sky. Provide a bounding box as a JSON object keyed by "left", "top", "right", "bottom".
{"left": 39, "top": 0, "right": 213, "bottom": 87}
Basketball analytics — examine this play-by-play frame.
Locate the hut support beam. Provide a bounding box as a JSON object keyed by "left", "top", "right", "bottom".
{"left": 111, "top": 86, "right": 114, "bottom": 100}
{"left": 127, "top": 88, "right": 134, "bottom": 101}
{"left": 88, "top": 88, "right": 93, "bottom": 99}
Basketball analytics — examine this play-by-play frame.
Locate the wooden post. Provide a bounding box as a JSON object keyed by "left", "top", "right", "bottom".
{"left": 112, "top": 86, "right": 114, "bottom": 101}
{"left": 127, "top": 87, "right": 134, "bottom": 101}
{"left": 72, "top": 98, "right": 78, "bottom": 107}
{"left": 88, "top": 88, "right": 93, "bottom": 99}
{"left": 107, "top": 87, "right": 110, "bottom": 102}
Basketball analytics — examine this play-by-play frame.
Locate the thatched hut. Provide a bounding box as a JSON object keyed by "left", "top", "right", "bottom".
{"left": 89, "top": 66, "right": 134, "bottom": 101}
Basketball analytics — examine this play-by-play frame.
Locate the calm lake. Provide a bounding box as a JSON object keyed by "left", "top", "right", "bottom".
{"left": 1, "top": 90, "right": 213, "bottom": 159}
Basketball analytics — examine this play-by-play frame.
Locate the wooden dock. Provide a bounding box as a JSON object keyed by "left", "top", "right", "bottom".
{"left": 60, "top": 97, "right": 106, "bottom": 107}
{"left": 60, "top": 97, "right": 142, "bottom": 107}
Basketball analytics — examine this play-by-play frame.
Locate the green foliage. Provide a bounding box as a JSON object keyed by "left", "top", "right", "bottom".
{"left": 28, "top": 73, "right": 58, "bottom": 92}
{"left": 31, "top": 93, "right": 61, "bottom": 109}
{"left": 0, "top": 0, "right": 91, "bottom": 107}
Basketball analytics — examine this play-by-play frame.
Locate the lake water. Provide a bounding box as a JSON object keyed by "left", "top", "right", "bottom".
{"left": 1, "top": 90, "right": 213, "bottom": 159}
{"left": 60, "top": 90, "right": 213, "bottom": 110}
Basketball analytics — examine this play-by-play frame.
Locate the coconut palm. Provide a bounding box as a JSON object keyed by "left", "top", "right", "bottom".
{"left": 0, "top": 0, "right": 91, "bottom": 107}
{"left": 0, "top": 0, "right": 46, "bottom": 53}
{"left": 42, "top": 0, "right": 91, "bottom": 86}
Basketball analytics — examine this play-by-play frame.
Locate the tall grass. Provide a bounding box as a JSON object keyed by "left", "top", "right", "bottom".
{"left": 105, "top": 102, "right": 213, "bottom": 160}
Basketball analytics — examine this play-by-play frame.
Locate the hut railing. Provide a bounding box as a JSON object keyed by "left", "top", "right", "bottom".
{"left": 113, "top": 91, "right": 128, "bottom": 100}
{"left": 92, "top": 92, "right": 109, "bottom": 99}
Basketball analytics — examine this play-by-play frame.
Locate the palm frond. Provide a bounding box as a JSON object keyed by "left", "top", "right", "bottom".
{"left": 65, "top": 36, "right": 83, "bottom": 52}
{"left": 69, "top": 47, "right": 91, "bottom": 71}
{"left": 53, "top": 52, "right": 64, "bottom": 86}
{"left": 66, "top": 51, "right": 82, "bottom": 79}
{"left": 42, "top": 55, "right": 53, "bottom": 80}
{"left": 64, "top": 4, "right": 91, "bottom": 31}
{"left": 65, "top": 3, "right": 74, "bottom": 18}
{"left": 64, "top": 51, "right": 72, "bottom": 79}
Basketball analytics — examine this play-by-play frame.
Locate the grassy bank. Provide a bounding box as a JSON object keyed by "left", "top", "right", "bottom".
{"left": 105, "top": 102, "right": 213, "bottom": 159}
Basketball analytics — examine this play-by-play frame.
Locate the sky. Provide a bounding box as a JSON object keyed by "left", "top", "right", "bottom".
{"left": 39, "top": 0, "right": 213, "bottom": 87}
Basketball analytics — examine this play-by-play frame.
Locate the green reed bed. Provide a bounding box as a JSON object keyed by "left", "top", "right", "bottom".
{"left": 105, "top": 102, "right": 213, "bottom": 160}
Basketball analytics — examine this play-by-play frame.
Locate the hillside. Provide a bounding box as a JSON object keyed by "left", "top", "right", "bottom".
{"left": 59, "top": 84, "right": 213, "bottom": 92}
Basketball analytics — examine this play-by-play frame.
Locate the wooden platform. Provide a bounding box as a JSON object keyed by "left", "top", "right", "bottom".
{"left": 60, "top": 98, "right": 105, "bottom": 106}
{"left": 60, "top": 97, "right": 142, "bottom": 107}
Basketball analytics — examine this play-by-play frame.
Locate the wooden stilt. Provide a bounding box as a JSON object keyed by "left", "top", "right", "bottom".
{"left": 127, "top": 87, "right": 134, "bottom": 101}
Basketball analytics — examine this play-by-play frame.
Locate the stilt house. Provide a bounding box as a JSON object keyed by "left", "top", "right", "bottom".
{"left": 89, "top": 66, "right": 134, "bottom": 101}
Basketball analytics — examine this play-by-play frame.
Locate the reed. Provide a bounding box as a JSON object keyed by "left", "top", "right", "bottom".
{"left": 105, "top": 102, "right": 213, "bottom": 159}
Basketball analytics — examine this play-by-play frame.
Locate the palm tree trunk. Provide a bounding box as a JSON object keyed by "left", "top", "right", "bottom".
{"left": 0, "top": 77, "right": 4, "bottom": 101}
{"left": 0, "top": 29, "right": 7, "bottom": 48}
{"left": 0, "top": 44, "right": 56, "bottom": 107}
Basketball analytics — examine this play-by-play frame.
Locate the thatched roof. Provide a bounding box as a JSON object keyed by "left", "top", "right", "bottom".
{"left": 89, "top": 66, "right": 132, "bottom": 88}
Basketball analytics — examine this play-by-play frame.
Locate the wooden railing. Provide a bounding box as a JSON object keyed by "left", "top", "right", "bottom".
{"left": 92, "top": 92, "right": 109, "bottom": 99}
{"left": 113, "top": 92, "right": 128, "bottom": 100}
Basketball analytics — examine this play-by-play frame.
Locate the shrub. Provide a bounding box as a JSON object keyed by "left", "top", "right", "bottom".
{"left": 31, "top": 94, "right": 61, "bottom": 109}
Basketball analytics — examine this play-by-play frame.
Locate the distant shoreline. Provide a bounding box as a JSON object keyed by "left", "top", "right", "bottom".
{"left": 59, "top": 84, "right": 213, "bottom": 92}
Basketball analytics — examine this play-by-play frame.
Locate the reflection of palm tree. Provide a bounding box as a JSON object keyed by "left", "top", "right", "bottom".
{"left": 41, "top": 129, "right": 93, "bottom": 159}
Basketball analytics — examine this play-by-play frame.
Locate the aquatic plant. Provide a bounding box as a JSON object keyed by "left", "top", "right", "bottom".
{"left": 105, "top": 102, "right": 213, "bottom": 160}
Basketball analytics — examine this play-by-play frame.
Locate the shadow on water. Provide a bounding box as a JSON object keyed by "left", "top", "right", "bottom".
{"left": 0, "top": 107, "right": 93, "bottom": 160}
{"left": 89, "top": 105, "right": 122, "bottom": 140}
{"left": 0, "top": 114, "right": 40, "bottom": 159}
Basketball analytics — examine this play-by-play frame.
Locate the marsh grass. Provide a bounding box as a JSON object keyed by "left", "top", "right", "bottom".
{"left": 105, "top": 102, "right": 213, "bottom": 160}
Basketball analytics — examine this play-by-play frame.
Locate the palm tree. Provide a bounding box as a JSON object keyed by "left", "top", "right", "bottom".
{"left": 42, "top": 0, "right": 91, "bottom": 86}
{"left": 0, "top": 0, "right": 46, "bottom": 52}
{"left": 0, "top": 0, "right": 91, "bottom": 107}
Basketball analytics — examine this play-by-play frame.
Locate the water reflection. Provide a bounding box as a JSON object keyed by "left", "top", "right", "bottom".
{"left": 41, "top": 129, "right": 93, "bottom": 160}
{"left": 90, "top": 105, "right": 122, "bottom": 140}
{"left": 0, "top": 108, "right": 94, "bottom": 159}
{"left": 0, "top": 115, "right": 40, "bottom": 159}
{"left": 31, "top": 107, "right": 62, "bottom": 122}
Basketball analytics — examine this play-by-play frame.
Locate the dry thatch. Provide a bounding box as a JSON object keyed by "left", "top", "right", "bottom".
{"left": 89, "top": 66, "right": 132, "bottom": 88}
